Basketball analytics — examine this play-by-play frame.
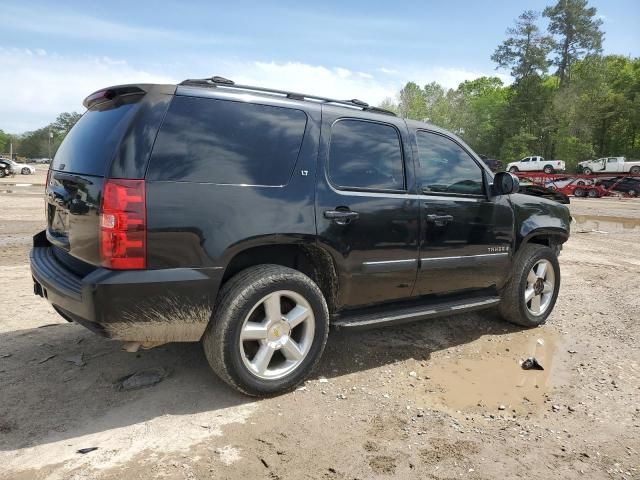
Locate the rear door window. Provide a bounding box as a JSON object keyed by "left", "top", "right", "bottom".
{"left": 147, "top": 96, "right": 307, "bottom": 186}
{"left": 328, "top": 119, "right": 404, "bottom": 191}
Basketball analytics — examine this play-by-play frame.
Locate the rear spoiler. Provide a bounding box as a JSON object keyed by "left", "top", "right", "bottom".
{"left": 83, "top": 85, "right": 149, "bottom": 109}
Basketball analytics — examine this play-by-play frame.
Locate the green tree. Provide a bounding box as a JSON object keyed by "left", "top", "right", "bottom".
{"left": 543, "top": 0, "right": 604, "bottom": 86}
{"left": 397, "top": 82, "right": 428, "bottom": 120}
{"left": 491, "top": 10, "right": 553, "bottom": 80}
{"left": 0, "top": 130, "right": 8, "bottom": 154}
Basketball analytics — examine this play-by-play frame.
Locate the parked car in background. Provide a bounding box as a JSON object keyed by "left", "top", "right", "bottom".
{"left": 518, "top": 177, "right": 570, "bottom": 204}
{"left": 544, "top": 176, "right": 593, "bottom": 190}
{"left": 595, "top": 176, "right": 640, "bottom": 197}
{"left": 577, "top": 157, "right": 640, "bottom": 175}
{"left": 478, "top": 154, "right": 503, "bottom": 172}
{"left": 0, "top": 159, "right": 14, "bottom": 177}
{"left": 507, "top": 156, "right": 566, "bottom": 174}
{"left": 8, "top": 160, "right": 36, "bottom": 175}
{"left": 31, "top": 158, "right": 51, "bottom": 164}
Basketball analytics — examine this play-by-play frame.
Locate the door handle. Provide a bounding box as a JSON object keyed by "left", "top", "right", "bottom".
{"left": 324, "top": 209, "right": 359, "bottom": 225}
{"left": 426, "top": 214, "right": 453, "bottom": 227}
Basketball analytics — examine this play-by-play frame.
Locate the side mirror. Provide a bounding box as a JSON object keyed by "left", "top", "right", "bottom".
{"left": 492, "top": 172, "right": 520, "bottom": 196}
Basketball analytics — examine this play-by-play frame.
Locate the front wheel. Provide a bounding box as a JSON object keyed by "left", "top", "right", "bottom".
{"left": 573, "top": 187, "right": 586, "bottom": 197}
{"left": 582, "top": 167, "right": 593, "bottom": 175}
{"left": 499, "top": 244, "right": 560, "bottom": 327}
{"left": 0, "top": 169, "right": 5, "bottom": 178}
{"left": 587, "top": 189, "right": 600, "bottom": 198}
{"left": 21, "top": 167, "right": 30, "bottom": 175}
{"left": 202, "top": 265, "right": 329, "bottom": 396}
{"left": 627, "top": 189, "right": 637, "bottom": 197}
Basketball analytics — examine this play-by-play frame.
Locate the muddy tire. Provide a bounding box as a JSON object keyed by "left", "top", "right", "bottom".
{"left": 202, "top": 264, "right": 329, "bottom": 396}
{"left": 499, "top": 244, "right": 560, "bottom": 328}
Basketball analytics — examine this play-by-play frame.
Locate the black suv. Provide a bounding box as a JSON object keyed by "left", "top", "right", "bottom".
{"left": 30, "top": 77, "right": 571, "bottom": 396}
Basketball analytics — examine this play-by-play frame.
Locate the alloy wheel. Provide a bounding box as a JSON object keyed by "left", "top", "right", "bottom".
{"left": 524, "top": 259, "right": 555, "bottom": 316}
{"left": 239, "top": 290, "right": 315, "bottom": 380}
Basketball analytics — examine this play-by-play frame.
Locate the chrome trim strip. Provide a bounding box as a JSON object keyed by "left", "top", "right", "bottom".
{"left": 362, "top": 259, "right": 417, "bottom": 265}
{"left": 420, "top": 252, "right": 509, "bottom": 262}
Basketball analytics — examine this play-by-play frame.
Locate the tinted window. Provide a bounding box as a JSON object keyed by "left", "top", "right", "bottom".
{"left": 148, "top": 96, "right": 307, "bottom": 185}
{"left": 415, "top": 131, "right": 484, "bottom": 196}
{"left": 53, "top": 102, "right": 139, "bottom": 176}
{"left": 328, "top": 119, "right": 404, "bottom": 190}
{"left": 522, "top": 158, "right": 530, "bottom": 162}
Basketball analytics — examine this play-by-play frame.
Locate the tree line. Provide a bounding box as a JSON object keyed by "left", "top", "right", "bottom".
{"left": 380, "top": 0, "right": 640, "bottom": 170}
{"left": 0, "top": 112, "right": 82, "bottom": 160}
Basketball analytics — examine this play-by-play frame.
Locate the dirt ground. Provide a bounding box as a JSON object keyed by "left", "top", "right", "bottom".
{"left": 1, "top": 171, "right": 638, "bottom": 479}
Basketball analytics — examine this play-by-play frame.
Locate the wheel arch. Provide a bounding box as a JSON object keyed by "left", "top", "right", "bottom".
{"left": 518, "top": 228, "right": 569, "bottom": 256}
{"left": 219, "top": 242, "right": 339, "bottom": 313}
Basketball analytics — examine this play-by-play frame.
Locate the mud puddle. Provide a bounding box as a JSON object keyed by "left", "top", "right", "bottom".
{"left": 422, "top": 328, "right": 558, "bottom": 414}
{"left": 573, "top": 214, "right": 640, "bottom": 233}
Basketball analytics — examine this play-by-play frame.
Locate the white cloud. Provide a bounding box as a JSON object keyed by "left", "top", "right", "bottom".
{"left": 0, "top": 48, "right": 175, "bottom": 132}
{"left": 2, "top": 5, "right": 244, "bottom": 46}
{"left": 0, "top": 49, "right": 510, "bottom": 133}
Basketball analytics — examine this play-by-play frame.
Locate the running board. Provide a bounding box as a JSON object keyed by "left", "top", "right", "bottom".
{"left": 332, "top": 296, "right": 500, "bottom": 329}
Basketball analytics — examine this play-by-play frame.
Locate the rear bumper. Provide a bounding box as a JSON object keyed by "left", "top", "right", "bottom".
{"left": 30, "top": 231, "right": 223, "bottom": 342}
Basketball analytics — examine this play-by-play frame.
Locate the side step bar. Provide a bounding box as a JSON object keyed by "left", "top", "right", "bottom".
{"left": 332, "top": 296, "right": 500, "bottom": 329}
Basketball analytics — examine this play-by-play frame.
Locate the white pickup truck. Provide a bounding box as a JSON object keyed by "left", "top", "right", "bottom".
{"left": 577, "top": 157, "right": 640, "bottom": 175}
{"left": 506, "top": 156, "right": 566, "bottom": 174}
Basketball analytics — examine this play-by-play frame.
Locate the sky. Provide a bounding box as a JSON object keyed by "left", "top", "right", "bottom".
{"left": 1, "top": 0, "right": 638, "bottom": 133}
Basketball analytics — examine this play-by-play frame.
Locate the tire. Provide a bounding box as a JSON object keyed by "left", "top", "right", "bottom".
{"left": 21, "top": 167, "right": 30, "bottom": 175}
{"left": 508, "top": 166, "right": 519, "bottom": 173}
{"left": 582, "top": 167, "right": 592, "bottom": 175}
{"left": 0, "top": 169, "right": 5, "bottom": 178}
{"left": 202, "top": 264, "right": 329, "bottom": 396}
{"left": 628, "top": 189, "right": 637, "bottom": 197}
{"left": 543, "top": 165, "right": 554, "bottom": 174}
{"left": 498, "top": 244, "right": 560, "bottom": 327}
{"left": 629, "top": 166, "right": 640, "bottom": 174}
{"left": 576, "top": 180, "right": 585, "bottom": 186}
{"left": 587, "top": 189, "right": 599, "bottom": 198}
{"left": 573, "top": 187, "right": 585, "bottom": 197}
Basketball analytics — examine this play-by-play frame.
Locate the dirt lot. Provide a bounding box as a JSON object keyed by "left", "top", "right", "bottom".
{"left": 1, "top": 173, "right": 638, "bottom": 479}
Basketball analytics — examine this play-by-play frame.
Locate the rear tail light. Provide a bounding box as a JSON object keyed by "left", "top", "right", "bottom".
{"left": 100, "top": 179, "right": 146, "bottom": 269}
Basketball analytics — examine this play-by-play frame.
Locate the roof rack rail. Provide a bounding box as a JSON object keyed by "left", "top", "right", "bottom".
{"left": 178, "top": 76, "right": 397, "bottom": 116}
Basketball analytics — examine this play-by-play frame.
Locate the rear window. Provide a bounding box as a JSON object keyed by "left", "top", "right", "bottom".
{"left": 52, "top": 102, "right": 139, "bottom": 176}
{"left": 147, "top": 96, "right": 308, "bottom": 186}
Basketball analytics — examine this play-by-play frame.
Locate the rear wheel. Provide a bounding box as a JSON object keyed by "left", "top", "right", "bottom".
{"left": 202, "top": 265, "right": 329, "bottom": 396}
{"left": 582, "top": 167, "right": 593, "bottom": 175}
{"left": 630, "top": 166, "right": 640, "bottom": 174}
{"left": 576, "top": 180, "right": 585, "bottom": 186}
{"left": 0, "top": 169, "right": 5, "bottom": 178}
{"left": 499, "top": 244, "right": 560, "bottom": 327}
{"left": 508, "top": 166, "right": 519, "bottom": 173}
{"left": 543, "top": 165, "right": 554, "bottom": 174}
{"left": 573, "top": 187, "right": 586, "bottom": 197}
{"left": 21, "top": 167, "right": 30, "bottom": 175}
{"left": 628, "top": 189, "right": 637, "bottom": 197}
{"left": 587, "top": 188, "right": 600, "bottom": 198}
